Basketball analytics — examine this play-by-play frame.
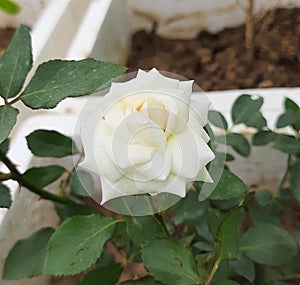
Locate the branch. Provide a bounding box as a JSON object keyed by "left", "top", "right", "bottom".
{"left": 0, "top": 149, "right": 80, "bottom": 205}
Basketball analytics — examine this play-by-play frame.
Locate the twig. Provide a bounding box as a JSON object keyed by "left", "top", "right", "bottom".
{"left": 154, "top": 212, "right": 170, "bottom": 237}
{"left": 205, "top": 255, "right": 221, "bottom": 285}
{"left": 0, "top": 172, "right": 13, "bottom": 181}
{"left": 0, "top": 149, "right": 79, "bottom": 204}
{"left": 277, "top": 154, "right": 291, "bottom": 193}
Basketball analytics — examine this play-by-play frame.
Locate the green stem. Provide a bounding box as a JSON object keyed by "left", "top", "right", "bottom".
{"left": 7, "top": 94, "right": 22, "bottom": 105}
{"left": 277, "top": 154, "right": 291, "bottom": 193}
{"left": 280, "top": 273, "right": 300, "bottom": 281}
{"left": 0, "top": 172, "right": 13, "bottom": 181}
{"left": 0, "top": 150, "right": 79, "bottom": 204}
{"left": 205, "top": 255, "right": 221, "bottom": 285}
{"left": 154, "top": 212, "right": 170, "bottom": 237}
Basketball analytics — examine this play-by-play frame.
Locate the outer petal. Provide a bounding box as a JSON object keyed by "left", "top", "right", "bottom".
{"left": 168, "top": 129, "right": 200, "bottom": 179}
{"left": 190, "top": 93, "right": 211, "bottom": 126}
{"left": 195, "top": 167, "right": 213, "bottom": 183}
{"left": 141, "top": 68, "right": 180, "bottom": 90}
{"left": 79, "top": 101, "right": 104, "bottom": 173}
{"left": 135, "top": 174, "right": 186, "bottom": 197}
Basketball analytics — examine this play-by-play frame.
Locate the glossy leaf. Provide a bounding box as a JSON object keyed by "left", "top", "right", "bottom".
{"left": 0, "top": 138, "right": 10, "bottom": 154}
{"left": 143, "top": 239, "right": 200, "bottom": 285}
{"left": 3, "top": 227, "right": 55, "bottom": 280}
{"left": 44, "top": 214, "right": 117, "bottom": 275}
{"left": 240, "top": 223, "right": 297, "bottom": 266}
{"left": 21, "top": 59, "right": 126, "bottom": 109}
{"left": 0, "top": 183, "right": 12, "bottom": 208}
{"left": 231, "top": 95, "right": 267, "bottom": 129}
{"left": 208, "top": 167, "right": 247, "bottom": 200}
{"left": 290, "top": 158, "right": 300, "bottom": 203}
{"left": 23, "top": 165, "right": 65, "bottom": 188}
{"left": 208, "top": 110, "right": 228, "bottom": 130}
{"left": 276, "top": 110, "right": 300, "bottom": 131}
{"left": 0, "top": 105, "right": 19, "bottom": 144}
{"left": 26, "top": 129, "right": 78, "bottom": 157}
{"left": 216, "top": 207, "right": 241, "bottom": 260}
{"left": 0, "top": 25, "right": 32, "bottom": 99}
{"left": 273, "top": 135, "right": 300, "bottom": 154}
{"left": 127, "top": 216, "right": 166, "bottom": 245}
{"left": 252, "top": 131, "right": 276, "bottom": 146}
{"left": 284, "top": 98, "right": 299, "bottom": 111}
{"left": 255, "top": 189, "right": 273, "bottom": 207}
{"left": 69, "top": 170, "right": 93, "bottom": 197}
{"left": 77, "top": 264, "right": 122, "bottom": 285}
{"left": 231, "top": 253, "right": 255, "bottom": 283}
{"left": 174, "top": 190, "right": 207, "bottom": 225}
{"left": 54, "top": 202, "right": 98, "bottom": 221}
{"left": 217, "top": 133, "right": 250, "bottom": 157}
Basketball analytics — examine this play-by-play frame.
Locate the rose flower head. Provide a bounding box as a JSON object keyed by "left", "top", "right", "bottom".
{"left": 79, "top": 69, "right": 215, "bottom": 205}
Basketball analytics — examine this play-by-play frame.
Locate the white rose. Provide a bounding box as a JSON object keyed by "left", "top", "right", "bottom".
{"left": 80, "top": 68, "right": 215, "bottom": 205}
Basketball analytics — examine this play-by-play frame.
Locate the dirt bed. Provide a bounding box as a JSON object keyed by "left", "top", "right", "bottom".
{"left": 127, "top": 8, "right": 300, "bottom": 91}
{"left": 0, "top": 27, "right": 15, "bottom": 56}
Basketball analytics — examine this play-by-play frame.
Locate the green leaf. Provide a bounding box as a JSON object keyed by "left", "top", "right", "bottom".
{"left": 0, "top": 25, "right": 32, "bottom": 99}
{"left": 295, "top": 230, "right": 300, "bottom": 247}
{"left": 0, "top": 0, "right": 20, "bottom": 14}
{"left": 231, "top": 94, "right": 267, "bottom": 129}
{"left": 3, "top": 227, "right": 55, "bottom": 280}
{"left": 219, "top": 280, "right": 240, "bottom": 285}
{"left": 69, "top": 170, "right": 94, "bottom": 197}
{"left": 120, "top": 276, "right": 158, "bottom": 285}
{"left": 231, "top": 253, "right": 255, "bottom": 283}
{"left": 0, "top": 105, "right": 19, "bottom": 144}
{"left": 284, "top": 98, "right": 299, "bottom": 112}
{"left": 252, "top": 131, "right": 276, "bottom": 146}
{"left": 273, "top": 135, "right": 300, "bottom": 154}
{"left": 44, "top": 214, "right": 118, "bottom": 275}
{"left": 23, "top": 165, "right": 65, "bottom": 188}
{"left": 276, "top": 110, "right": 300, "bottom": 131}
{"left": 21, "top": 59, "right": 126, "bottom": 109}
{"left": 26, "top": 129, "right": 78, "bottom": 157}
{"left": 255, "top": 189, "right": 273, "bottom": 207}
{"left": 240, "top": 223, "right": 298, "bottom": 266}
{"left": 126, "top": 216, "right": 166, "bottom": 245}
{"left": 216, "top": 133, "right": 250, "bottom": 157}
{"left": 216, "top": 207, "right": 241, "bottom": 260}
{"left": 77, "top": 264, "right": 122, "bottom": 285}
{"left": 54, "top": 202, "right": 99, "bottom": 221}
{"left": 290, "top": 158, "right": 300, "bottom": 203}
{"left": 143, "top": 239, "right": 200, "bottom": 285}
{"left": 174, "top": 190, "right": 207, "bottom": 226}
{"left": 0, "top": 138, "right": 10, "bottom": 154}
{"left": 0, "top": 183, "right": 12, "bottom": 208}
{"left": 208, "top": 167, "right": 247, "bottom": 200}
{"left": 208, "top": 110, "right": 228, "bottom": 130}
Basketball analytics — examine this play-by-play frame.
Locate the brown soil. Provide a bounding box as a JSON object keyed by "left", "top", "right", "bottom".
{"left": 127, "top": 8, "right": 300, "bottom": 91}
{"left": 0, "top": 27, "right": 15, "bottom": 56}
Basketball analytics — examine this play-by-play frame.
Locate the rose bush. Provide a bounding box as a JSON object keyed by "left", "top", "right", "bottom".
{"left": 80, "top": 68, "right": 215, "bottom": 204}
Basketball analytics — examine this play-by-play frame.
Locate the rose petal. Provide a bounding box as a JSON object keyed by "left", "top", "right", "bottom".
{"left": 190, "top": 93, "right": 211, "bottom": 126}
{"left": 135, "top": 174, "right": 186, "bottom": 197}
{"left": 195, "top": 167, "right": 213, "bottom": 183}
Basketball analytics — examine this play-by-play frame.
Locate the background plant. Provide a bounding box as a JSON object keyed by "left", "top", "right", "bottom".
{"left": 0, "top": 25, "right": 299, "bottom": 285}
{"left": 0, "top": 0, "right": 20, "bottom": 14}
